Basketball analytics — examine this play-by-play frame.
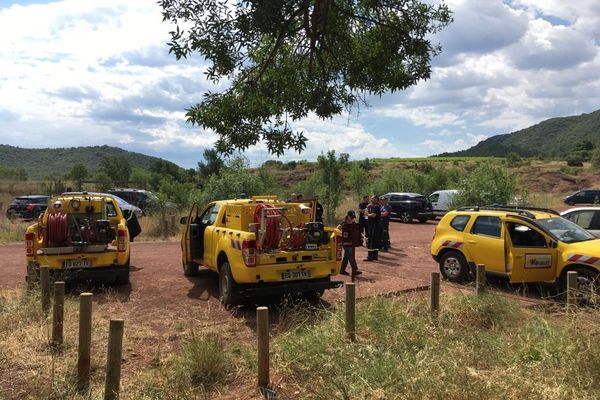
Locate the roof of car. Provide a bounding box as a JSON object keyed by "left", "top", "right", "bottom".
{"left": 452, "top": 206, "right": 559, "bottom": 220}
{"left": 384, "top": 192, "right": 424, "bottom": 197}
{"left": 561, "top": 207, "right": 600, "bottom": 214}
{"left": 15, "top": 195, "right": 49, "bottom": 199}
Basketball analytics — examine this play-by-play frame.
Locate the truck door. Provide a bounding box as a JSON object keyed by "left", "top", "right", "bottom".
{"left": 198, "top": 203, "right": 221, "bottom": 267}
{"left": 182, "top": 203, "right": 199, "bottom": 263}
{"left": 465, "top": 216, "right": 505, "bottom": 273}
{"left": 506, "top": 220, "right": 556, "bottom": 283}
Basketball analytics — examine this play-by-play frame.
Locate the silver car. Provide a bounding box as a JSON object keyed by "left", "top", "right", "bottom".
{"left": 561, "top": 207, "right": 600, "bottom": 237}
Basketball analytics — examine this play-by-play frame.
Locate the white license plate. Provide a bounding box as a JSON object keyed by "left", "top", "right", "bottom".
{"left": 281, "top": 270, "right": 311, "bottom": 281}
{"left": 305, "top": 243, "right": 318, "bottom": 250}
{"left": 62, "top": 259, "right": 91, "bottom": 269}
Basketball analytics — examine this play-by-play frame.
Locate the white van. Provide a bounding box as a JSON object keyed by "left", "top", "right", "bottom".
{"left": 428, "top": 190, "right": 458, "bottom": 218}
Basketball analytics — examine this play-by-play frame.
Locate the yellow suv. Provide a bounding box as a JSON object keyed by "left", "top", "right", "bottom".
{"left": 431, "top": 206, "right": 600, "bottom": 291}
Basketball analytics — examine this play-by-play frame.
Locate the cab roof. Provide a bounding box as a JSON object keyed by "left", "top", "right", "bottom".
{"left": 454, "top": 206, "right": 560, "bottom": 220}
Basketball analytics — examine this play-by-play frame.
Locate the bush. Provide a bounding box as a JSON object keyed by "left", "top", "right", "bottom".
{"left": 505, "top": 152, "right": 522, "bottom": 167}
{"left": 591, "top": 147, "right": 600, "bottom": 170}
{"left": 566, "top": 153, "right": 584, "bottom": 167}
{"left": 450, "top": 161, "right": 517, "bottom": 208}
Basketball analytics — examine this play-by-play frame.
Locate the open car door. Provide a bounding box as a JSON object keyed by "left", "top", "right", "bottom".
{"left": 181, "top": 203, "right": 199, "bottom": 265}
{"left": 506, "top": 219, "right": 557, "bottom": 283}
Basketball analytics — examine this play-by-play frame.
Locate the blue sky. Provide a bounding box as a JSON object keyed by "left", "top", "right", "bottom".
{"left": 1, "top": 0, "right": 600, "bottom": 168}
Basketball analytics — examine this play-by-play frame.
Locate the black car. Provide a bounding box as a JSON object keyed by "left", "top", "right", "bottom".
{"left": 6, "top": 195, "right": 49, "bottom": 220}
{"left": 107, "top": 188, "right": 158, "bottom": 212}
{"left": 383, "top": 192, "right": 433, "bottom": 223}
{"left": 564, "top": 189, "right": 600, "bottom": 206}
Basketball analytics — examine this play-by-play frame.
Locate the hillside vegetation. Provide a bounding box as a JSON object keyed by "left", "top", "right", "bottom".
{"left": 442, "top": 109, "right": 600, "bottom": 158}
{"left": 0, "top": 145, "right": 179, "bottom": 180}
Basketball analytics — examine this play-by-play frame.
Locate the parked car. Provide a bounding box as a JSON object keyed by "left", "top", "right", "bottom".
{"left": 431, "top": 206, "right": 600, "bottom": 297}
{"left": 564, "top": 189, "right": 600, "bottom": 206}
{"left": 428, "top": 190, "right": 458, "bottom": 218}
{"left": 6, "top": 195, "right": 49, "bottom": 220}
{"left": 108, "top": 188, "right": 158, "bottom": 212}
{"left": 561, "top": 207, "right": 600, "bottom": 237}
{"left": 383, "top": 192, "right": 433, "bottom": 223}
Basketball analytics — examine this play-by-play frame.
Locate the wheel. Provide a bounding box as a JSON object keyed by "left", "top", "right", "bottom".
{"left": 114, "top": 265, "right": 130, "bottom": 285}
{"left": 399, "top": 211, "right": 412, "bottom": 223}
{"left": 219, "top": 261, "right": 239, "bottom": 305}
{"left": 561, "top": 268, "right": 600, "bottom": 304}
{"left": 183, "top": 261, "right": 199, "bottom": 277}
{"left": 439, "top": 251, "right": 470, "bottom": 282}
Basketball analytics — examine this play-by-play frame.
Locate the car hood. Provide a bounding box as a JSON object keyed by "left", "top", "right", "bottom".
{"left": 564, "top": 239, "right": 600, "bottom": 258}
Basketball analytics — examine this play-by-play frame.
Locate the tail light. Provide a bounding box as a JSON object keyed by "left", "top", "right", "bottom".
{"left": 117, "top": 230, "right": 127, "bottom": 252}
{"left": 242, "top": 240, "right": 256, "bottom": 267}
{"left": 335, "top": 235, "right": 342, "bottom": 261}
{"left": 25, "top": 232, "right": 34, "bottom": 256}
{"left": 26, "top": 203, "right": 35, "bottom": 211}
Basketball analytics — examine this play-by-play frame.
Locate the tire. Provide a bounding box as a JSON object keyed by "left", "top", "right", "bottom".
{"left": 114, "top": 265, "right": 130, "bottom": 285}
{"left": 219, "top": 261, "right": 239, "bottom": 305}
{"left": 183, "top": 261, "right": 199, "bottom": 277}
{"left": 439, "top": 251, "right": 470, "bottom": 282}
{"left": 399, "top": 211, "right": 412, "bottom": 223}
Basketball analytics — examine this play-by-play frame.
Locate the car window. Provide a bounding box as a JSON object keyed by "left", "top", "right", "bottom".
{"left": 577, "top": 191, "right": 586, "bottom": 197}
{"left": 471, "top": 216, "right": 501, "bottom": 238}
{"left": 201, "top": 204, "right": 221, "bottom": 225}
{"left": 507, "top": 222, "right": 547, "bottom": 248}
{"left": 572, "top": 210, "right": 595, "bottom": 229}
{"left": 429, "top": 193, "right": 439, "bottom": 202}
{"left": 450, "top": 215, "right": 470, "bottom": 232}
{"left": 591, "top": 211, "right": 600, "bottom": 230}
{"left": 390, "top": 195, "right": 400, "bottom": 201}
{"left": 106, "top": 202, "right": 117, "bottom": 217}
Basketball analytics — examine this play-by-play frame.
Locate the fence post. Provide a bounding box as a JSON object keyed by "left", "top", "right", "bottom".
{"left": 431, "top": 272, "right": 440, "bottom": 317}
{"left": 256, "top": 307, "right": 269, "bottom": 388}
{"left": 567, "top": 271, "right": 578, "bottom": 310}
{"left": 51, "top": 281, "right": 65, "bottom": 347}
{"left": 40, "top": 266, "right": 50, "bottom": 314}
{"left": 78, "top": 292, "right": 93, "bottom": 392}
{"left": 345, "top": 282, "right": 356, "bottom": 342}
{"left": 476, "top": 264, "right": 486, "bottom": 295}
{"left": 27, "top": 262, "right": 38, "bottom": 291}
{"left": 104, "top": 319, "right": 124, "bottom": 400}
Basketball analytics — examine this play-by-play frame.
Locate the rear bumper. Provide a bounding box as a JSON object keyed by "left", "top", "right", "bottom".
{"left": 27, "top": 263, "right": 128, "bottom": 283}
{"left": 236, "top": 278, "right": 343, "bottom": 298}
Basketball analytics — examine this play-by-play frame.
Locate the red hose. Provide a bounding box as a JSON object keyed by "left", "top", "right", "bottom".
{"left": 47, "top": 212, "right": 69, "bottom": 245}
{"left": 254, "top": 204, "right": 282, "bottom": 250}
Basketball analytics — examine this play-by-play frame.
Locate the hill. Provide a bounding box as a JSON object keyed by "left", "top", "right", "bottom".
{"left": 440, "top": 109, "right": 600, "bottom": 158}
{"left": 0, "top": 144, "right": 181, "bottom": 180}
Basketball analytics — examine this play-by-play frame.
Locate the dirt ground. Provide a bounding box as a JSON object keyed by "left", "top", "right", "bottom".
{"left": 0, "top": 220, "right": 439, "bottom": 325}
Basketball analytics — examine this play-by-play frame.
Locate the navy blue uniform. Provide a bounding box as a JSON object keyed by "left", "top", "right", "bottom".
{"left": 358, "top": 200, "right": 369, "bottom": 243}
{"left": 366, "top": 203, "right": 381, "bottom": 260}
{"left": 380, "top": 203, "right": 392, "bottom": 250}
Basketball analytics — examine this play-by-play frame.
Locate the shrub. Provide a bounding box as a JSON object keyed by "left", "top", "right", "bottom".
{"left": 450, "top": 161, "right": 517, "bottom": 208}
{"left": 591, "top": 147, "right": 600, "bottom": 170}
{"left": 505, "top": 152, "right": 522, "bottom": 167}
{"left": 566, "top": 153, "right": 584, "bottom": 167}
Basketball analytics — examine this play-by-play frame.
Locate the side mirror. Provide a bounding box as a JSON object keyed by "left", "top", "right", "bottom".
{"left": 180, "top": 216, "right": 188, "bottom": 225}
{"left": 549, "top": 240, "right": 558, "bottom": 248}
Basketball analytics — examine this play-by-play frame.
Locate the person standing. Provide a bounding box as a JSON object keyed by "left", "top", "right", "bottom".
{"left": 364, "top": 195, "right": 381, "bottom": 261}
{"left": 337, "top": 210, "right": 362, "bottom": 277}
{"left": 314, "top": 195, "right": 324, "bottom": 224}
{"left": 379, "top": 197, "right": 392, "bottom": 251}
{"left": 358, "top": 195, "right": 369, "bottom": 246}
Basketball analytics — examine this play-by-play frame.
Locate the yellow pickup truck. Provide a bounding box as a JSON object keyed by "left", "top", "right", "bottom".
{"left": 25, "top": 193, "right": 138, "bottom": 285}
{"left": 180, "top": 196, "right": 343, "bottom": 304}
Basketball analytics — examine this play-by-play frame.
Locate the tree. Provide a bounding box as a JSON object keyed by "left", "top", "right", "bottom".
{"left": 347, "top": 163, "right": 368, "bottom": 199}
{"left": 94, "top": 171, "right": 112, "bottom": 192}
{"left": 197, "top": 148, "right": 225, "bottom": 178}
{"left": 450, "top": 162, "right": 517, "bottom": 208}
{"left": 70, "top": 163, "right": 88, "bottom": 190}
{"left": 317, "top": 150, "right": 347, "bottom": 224}
{"left": 160, "top": 0, "right": 452, "bottom": 155}
{"left": 100, "top": 155, "right": 131, "bottom": 183}
{"left": 130, "top": 168, "right": 152, "bottom": 189}
{"left": 591, "top": 147, "right": 600, "bottom": 170}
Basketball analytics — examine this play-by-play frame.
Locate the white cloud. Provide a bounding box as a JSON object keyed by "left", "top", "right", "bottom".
{"left": 421, "top": 133, "right": 489, "bottom": 153}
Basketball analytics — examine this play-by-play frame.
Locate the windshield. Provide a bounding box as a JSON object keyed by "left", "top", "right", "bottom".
{"left": 536, "top": 217, "right": 595, "bottom": 244}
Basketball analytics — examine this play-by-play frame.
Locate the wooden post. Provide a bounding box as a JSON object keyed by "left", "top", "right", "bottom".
{"left": 40, "top": 266, "right": 50, "bottom": 314}
{"left": 26, "top": 262, "right": 38, "bottom": 291}
{"left": 345, "top": 282, "right": 356, "bottom": 342}
{"left": 567, "top": 271, "right": 578, "bottom": 309}
{"left": 77, "top": 293, "right": 93, "bottom": 392}
{"left": 51, "top": 281, "right": 65, "bottom": 347}
{"left": 431, "top": 272, "right": 440, "bottom": 317}
{"left": 104, "top": 319, "right": 124, "bottom": 400}
{"left": 476, "top": 264, "right": 486, "bottom": 295}
{"left": 256, "top": 306, "right": 269, "bottom": 388}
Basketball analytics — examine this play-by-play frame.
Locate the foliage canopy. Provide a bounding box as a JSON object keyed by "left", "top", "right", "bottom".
{"left": 160, "top": 0, "right": 452, "bottom": 155}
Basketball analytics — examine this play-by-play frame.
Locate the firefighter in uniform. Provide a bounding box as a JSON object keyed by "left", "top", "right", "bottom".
{"left": 379, "top": 196, "right": 392, "bottom": 251}
{"left": 358, "top": 195, "right": 369, "bottom": 246}
{"left": 364, "top": 195, "right": 382, "bottom": 261}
